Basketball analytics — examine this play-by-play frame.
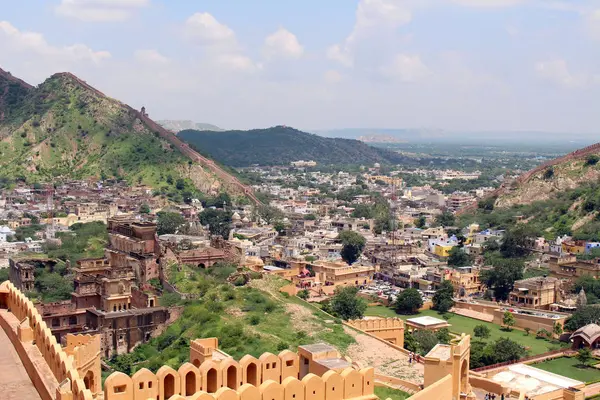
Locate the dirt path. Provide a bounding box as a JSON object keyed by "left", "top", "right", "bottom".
{"left": 343, "top": 326, "right": 424, "bottom": 384}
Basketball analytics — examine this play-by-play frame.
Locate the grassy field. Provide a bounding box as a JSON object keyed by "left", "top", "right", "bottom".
{"left": 374, "top": 386, "right": 411, "bottom": 400}
{"left": 533, "top": 357, "right": 600, "bottom": 383}
{"left": 365, "top": 306, "right": 566, "bottom": 356}
{"left": 109, "top": 273, "right": 354, "bottom": 374}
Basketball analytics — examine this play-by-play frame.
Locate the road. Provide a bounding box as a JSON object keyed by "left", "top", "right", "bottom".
{"left": 0, "top": 325, "right": 41, "bottom": 400}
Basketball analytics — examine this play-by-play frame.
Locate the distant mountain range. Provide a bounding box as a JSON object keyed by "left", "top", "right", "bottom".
{"left": 158, "top": 120, "right": 223, "bottom": 133}
{"left": 314, "top": 128, "right": 597, "bottom": 146}
{"left": 178, "top": 126, "right": 419, "bottom": 167}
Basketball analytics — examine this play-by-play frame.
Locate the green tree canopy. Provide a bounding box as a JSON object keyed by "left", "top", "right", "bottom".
{"left": 329, "top": 286, "right": 367, "bottom": 320}
{"left": 502, "top": 311, "right": 516, "bottom": 330}
{"left": 338, "top": 231, "right": 366, "bottom": 265}
{"left": 157, "top": 211, "right": 186, "bottom": 235}
{"left": 199, "top": 209, "right": 233, "bottom": 239}
{"left": 139, "top": 203, "right": 151, "bottom": 214}
{"left": 447, "top": 247, "right": 470, "bottom": 267}
{"left": 256, "top": 205, "right": 284, "bottom": 225}
{"left": 481, "top": 258, "right": 524, "bottom": 301}
{"left": 500, "top": 225, "right": 538, "bottom": 258}
{"left": 394, "top": 288, "right": 423, "bottom": 315}
{"left": 473, "top": 324, "right": 491, "bottom": 339}
{"left": 435, "top": 211, "right": 455, "bottom": 227}
{"left": 432, "top": 280, "right": 455, "bottom": 313}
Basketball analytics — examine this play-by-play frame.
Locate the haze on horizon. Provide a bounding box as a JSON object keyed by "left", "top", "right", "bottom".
{"left": 0, "top": 0, "right": 599, "bottom": 136}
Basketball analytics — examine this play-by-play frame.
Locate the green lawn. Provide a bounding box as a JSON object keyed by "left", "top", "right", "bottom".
{"left": 533, "top": 357, "right": 600, "bottom": 383}
{"left": 365, "top": 306, "right": 566, "bottom": 356}
{"left": 374, "top": 386, "right": 411, "bottom": 400}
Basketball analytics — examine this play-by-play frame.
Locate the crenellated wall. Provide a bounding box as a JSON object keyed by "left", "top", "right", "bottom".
{"left": 345, "top": 318, "right": 404, "bottom": 347}
{"left": 0, "top": 280, "right": 99, "bottom": 400}
{"left": 103, "top": 365, "right": 377, "bottom": 400}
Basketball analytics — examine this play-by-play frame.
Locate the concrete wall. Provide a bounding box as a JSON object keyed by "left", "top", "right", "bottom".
{"left": 410, "top": 374, "right": 453, "bottom": 400}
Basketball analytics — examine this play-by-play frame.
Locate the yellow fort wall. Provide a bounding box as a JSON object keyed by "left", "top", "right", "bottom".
{"left": 345, "top": 318, "right": 404, "bottom": 347}
{"left": 103, "top": 351, "right": 377, "bottom": 400}
{"left": 0, "top": 280, "right": 98, "bottom": 400}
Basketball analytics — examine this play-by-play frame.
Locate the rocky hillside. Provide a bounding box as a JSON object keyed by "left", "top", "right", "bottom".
{"left": 0, "top": 68, "right": 255, "bottom": 200}
{"left": 460, "top": 142, "right": 600, "bottom": 241}
{"left": 178, "top": 126, "right": 419, "bottom": 167}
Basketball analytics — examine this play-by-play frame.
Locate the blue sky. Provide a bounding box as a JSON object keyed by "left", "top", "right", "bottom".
{"left": 1, "top": 0, "right": 599, "bottom": 134}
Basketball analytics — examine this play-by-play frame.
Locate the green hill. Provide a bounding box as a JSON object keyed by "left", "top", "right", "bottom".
{"left": 460, "top": 146, "right": 600, "bottom": 241}
{"left": 0, "top": 68, "right": 231, "bottom": 197}
{"left": 178, "top": 126, "right": 414, "bottom": 167}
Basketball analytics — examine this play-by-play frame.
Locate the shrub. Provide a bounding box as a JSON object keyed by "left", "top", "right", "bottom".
{"left": 277, "top": 342, "right": 289, "bottom": 351}
{"left": 233, "top": 276, "right": 247, "bottom": 286}
{"left": 249, "top": 315, "right": 260, "bottom": 325}
{"left": 297, "top": 289, "right": 309, "bottom": 300}
{"left": 587, "top": 155, "right": 600, "bottom": 166}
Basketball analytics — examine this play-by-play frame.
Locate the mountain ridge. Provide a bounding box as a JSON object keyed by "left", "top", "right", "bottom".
{"left": 0, "top": 69, "right": 259, "bottom": 202}
{"left": 178, "top": 125, "right": 417, "bottom": 167}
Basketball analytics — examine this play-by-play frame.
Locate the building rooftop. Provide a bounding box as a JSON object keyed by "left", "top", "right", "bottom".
{"left": 490, "top": 364, "right": 582, "bottom": 396}
{"left": 407, "top": 315, "right": 449, "bottom": 327}
{"left": 316, "top": 358, "right": 352, "bottom": 369}
{"left": 426, "top": 344, "right": 451, "bottom": 361}
{"left": 299, "top": 343, "right": 337, "bottom": 353}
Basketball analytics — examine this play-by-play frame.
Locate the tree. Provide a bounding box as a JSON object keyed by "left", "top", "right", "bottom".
{"left": 199, "top": 209, "right": 233, "bottom": 239}
{"left": 413, "top": 330, "right": 439, "bottom": 355}
{"left": 256, "top": 205, "right": 284, "bottom": 225}
{"left": 553, "top": 322, "right": 563, "bottom": 338}
{"left": 577, "top": 348, "right": 593, "bottom": 367}
{"left": 565, "top": 305, "right": 600, "bottom": 331}
{"left": 338, "top": 231, "right": 366, "bottom": 265}
{"left": 473, "top": 324, "right": 491, "bottom": 339}
{"left": 493, "top": 337, "right": 526, "bottom": 362}
{"left": 436, "top": 327, "right": 451, "bottom": 344}
{"left": 156, "top": 211, "right": 186, "bottom": 235}
{"left": 394, "top": 288, "right": 423, "bottom": 314}
{"left": 297, "top": 289, "right": 309, "bottom": 300}
{"left": 139, "top": 203, "right": 151, "bottom": 214}
{"left": 330, "top": 286, "right": 367, "bottom": 320}
{"left": 481, "top": 258, "right": 524, "bottom": 301}
{"left": 415, "top": 216, "right": 426, "bottom": 229}
{"left": 435, "top": 211, "right": 455, "bottom": 227}
{"left": 502, "top": 311, "right": 516, "bottom": 330}
{"left": 447, "top": 247, "right": 470, "bottom": 267}
{"left": 500, "top": 225, "right": 538, "bottom": 258}
{"left": 432, "top": 280, "right": 455, "bottom": 313}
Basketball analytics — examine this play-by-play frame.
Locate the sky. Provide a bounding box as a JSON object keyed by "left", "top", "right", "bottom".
{"left": 0, "top": 0, "right": 599, "bottom": 134}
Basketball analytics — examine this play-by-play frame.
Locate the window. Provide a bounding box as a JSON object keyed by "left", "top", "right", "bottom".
{"left": 139, "top": 382, "right": 144, "bottom": 390}
{"left": 113, "top": 385, "right": 126, "bottom": 393}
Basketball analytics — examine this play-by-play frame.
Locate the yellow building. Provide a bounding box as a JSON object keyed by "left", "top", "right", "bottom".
{"left": 434, "top": 244, "right": 455, "bottom": 258}
{"left": 449, "top": 268, "right": 483, "bottom": 297}
{"left": 562, "top": 240, "right": 587, "bottom": 255}
{"left": 308, "top": 260, "right": 377, "bottom": 295}
{"left": 509, "top": 276, "right": 561, "bottom": 309}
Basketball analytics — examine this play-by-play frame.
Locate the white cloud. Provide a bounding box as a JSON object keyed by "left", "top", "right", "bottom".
{"left": 380, "top": 54, "right": 431, "bottom": 82}
{"left": 184, "top": 12, "right": 236, "bottom": 48}
{"left": 586, "top": 9, "right": 600, "bottom": 40}
{"left": 324, "top": 70, "right": 343, "bottom": 84}
{"left": 55, "top": 0, "right": 149, "bottom": 22}
{"left": 215, "top": 54, "right": 260, "bottom": 72}
{"left": 134, "top": 49, "right": 169, "bottom": 65}
{"left": 326, "top": 45, "right": 353, "bottom": 68}
{"left": 451, "top": 0, "right": 525, "bottom": 7}
{"left": 327, "top": 0, "right": 412, "bottom": 67}
{"left": 263, "top": 28, "right": 304, "bottom": 59}
{"left": 535, "top": 59, "right": 597, "bottom": 88}
{"left": 0, "top": 21, "right": 111, "bottom": 63}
